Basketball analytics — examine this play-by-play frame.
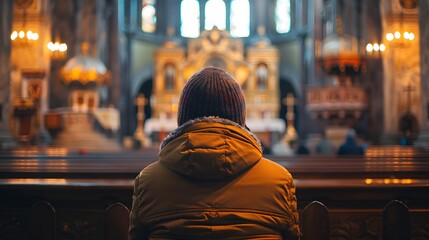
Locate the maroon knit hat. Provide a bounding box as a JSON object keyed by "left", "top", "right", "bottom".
{"left": 178, "top": 66, "right": 246, "bottom": 126}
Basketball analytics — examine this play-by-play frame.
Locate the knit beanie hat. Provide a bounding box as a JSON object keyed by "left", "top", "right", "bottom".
{"left": 177, "top": 66, "right": 246, "bottom": 126}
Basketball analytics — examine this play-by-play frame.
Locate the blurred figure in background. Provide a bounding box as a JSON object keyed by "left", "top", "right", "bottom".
{"left": 337, "top": 129, "right": 364, "bottom": 156}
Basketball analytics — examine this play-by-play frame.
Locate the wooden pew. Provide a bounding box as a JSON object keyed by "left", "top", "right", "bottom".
{"left": 11, "top": 199, "right": 415, "bottom": 240}
{"left": 29, "top": 201, "right": 56, "bottom": 240}
{"left": 302, "top": 201, "right": 330, "bottom": 240}
{"left": 383, "top": 200, "right": 410, "bottom": 240}
{"left": 105, "top": 202, "right": 130, "bottom": 240}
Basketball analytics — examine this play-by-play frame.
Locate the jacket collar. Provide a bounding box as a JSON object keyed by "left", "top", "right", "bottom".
{"left": 160, "top": 116, "right": 261, "bottom": 150}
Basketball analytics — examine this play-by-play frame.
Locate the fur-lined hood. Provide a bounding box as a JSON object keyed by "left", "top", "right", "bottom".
{"left": 158, "top": 117, "right": 263, "bottom": 181}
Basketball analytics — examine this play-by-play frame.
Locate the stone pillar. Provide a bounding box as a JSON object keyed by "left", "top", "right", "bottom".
{"left": 419, "top": 0, "right": 429, "bottom": 130}
{"left": 0, "top": 0, "right": 15, "bottom": 147}
{"left": 415, "top": 0, "right": 429, "bottom": 146}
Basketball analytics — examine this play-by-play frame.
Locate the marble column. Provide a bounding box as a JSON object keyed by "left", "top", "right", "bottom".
{"left": 0, "top": 0, "right": 15, "bottom": 147}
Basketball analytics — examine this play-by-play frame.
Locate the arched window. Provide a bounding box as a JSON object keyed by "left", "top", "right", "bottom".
{"left": 141, "top": 0, "right": 156, "bottom": 33}
{"left": 205, "top": 0, "right": 226, "bottom": 30}
{"left": 275, "top": 0, "right": 291, "bottom": 34}
{"left": 181, "top": 0, "right": 200, "bottom": 38}
{"left": 230, "top": 0, "right": 249, "bottom": 37}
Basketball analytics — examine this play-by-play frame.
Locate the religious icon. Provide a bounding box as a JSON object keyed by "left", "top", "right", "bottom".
{"left": 256, "top": 63, "right": 268, "bottom": 90}
{"left": 27, "top": 80, "right": 42, "bottom": 100}
{"left": 164, "top": 63, "right": 175, "bottom": 90}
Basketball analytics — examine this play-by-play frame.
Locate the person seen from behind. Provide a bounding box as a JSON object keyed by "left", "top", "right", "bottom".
{"left": 337, "top": 129, "right": 365, "bottom": 155}
{"left": 129, "top": 66, "right": 301, "bottom": 239}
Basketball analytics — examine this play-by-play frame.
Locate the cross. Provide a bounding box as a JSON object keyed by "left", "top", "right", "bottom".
{"left": 134, "top": 94, "right": 148, "bottom": 140}
{"left": 281, "top": 93, "right": 298, "bottom": 143}
{"left": 403, "top": 84, "right": 415, "bottom": 112}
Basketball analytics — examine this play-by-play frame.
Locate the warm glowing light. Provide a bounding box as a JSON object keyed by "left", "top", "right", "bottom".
{"left": 385, "top": 30, "right": 414, "bottom": 47}
{"left": 365, "top": 179, "right": 373, "bottom": 184}
{"left": 47, "top": 40, "right": 68, "bottom": 60}
{"left": 10, "top": 31, "right": 18, "bottom": 40}
{"left": 366, "top": 43, "right": 373, "bottom": 52}
{"left": 366, "top": 42, "right": 385, "bottom": 56}
{"left": 394, "top": 31, "right": 401, "bottom": 39}
{"left": 10, "top": 30, "right": 39, "bottom": 47}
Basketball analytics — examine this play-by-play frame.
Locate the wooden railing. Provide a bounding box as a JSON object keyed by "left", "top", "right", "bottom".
{"left": 15, "top": 200, "right": 412, "bottom": 240}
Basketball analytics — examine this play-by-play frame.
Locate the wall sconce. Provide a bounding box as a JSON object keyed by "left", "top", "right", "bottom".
{"left": 47, "top": 40, "right": 67, "bottom": 60}
{"left": 385, "top": 31, "right": 415, "bottom": 47}
{"left": 10, "top": 0, "right": 39, "bottom": 47}
{"left": 366, "top": 43, "right": 385, "bottom": 58}
{"left": 385, "top": 10, "right": 415, "bottom": 48}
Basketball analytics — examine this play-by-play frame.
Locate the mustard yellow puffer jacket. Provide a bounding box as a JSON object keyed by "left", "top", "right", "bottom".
{"left": 129, "top": 117, "right": 300, "bottom": 240}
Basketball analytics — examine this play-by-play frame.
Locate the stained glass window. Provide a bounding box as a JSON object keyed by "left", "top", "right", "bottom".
{"left": 275, "top": 0, "right": 291, "bottom": 34}
{"left": 205, "top": 0, "right": 226, "bottom": 30}
{"left": 141, "top": 0, "right": 156, "bottom": 33}
{"left": 230, "top": 0, "right": 249, "bottom": 37}
{"left": 181, "top": 0, "right": 200, "bottom": 38}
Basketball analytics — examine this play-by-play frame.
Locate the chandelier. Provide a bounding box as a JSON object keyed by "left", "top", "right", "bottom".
{"left": 10, "top": 0, "right": 39, "bottom": 47}
{"left": 61, "top": 43, "right": 110, "bottom": 86}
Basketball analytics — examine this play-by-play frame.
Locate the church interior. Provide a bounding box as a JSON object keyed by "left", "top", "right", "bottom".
{"left": 1, "top": 0, "right": 429, "bottom": 239}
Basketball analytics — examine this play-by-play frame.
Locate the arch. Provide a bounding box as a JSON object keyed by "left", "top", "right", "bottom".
{"left": 132, "top": 64, "right": 153, "bottom": 97}
{"left": 199, "top": 53, "right": 235, "bottom": 74}
{"left": 134, "top": 79, "right": 153, "bottom": 121}
{"left": 204, "top": 56, "right": 228, "bottom": 70}
{"left": 164, "top": 62, "right": 176, "bottom": 91}
{"left": 256, "top": 62, "right": 268, "bottom": 90}
{"left": 135, "top": 79, "right": 153, "bottom": 125}
{"left": 279, "top": 78, "right": 298, "bottom": 128}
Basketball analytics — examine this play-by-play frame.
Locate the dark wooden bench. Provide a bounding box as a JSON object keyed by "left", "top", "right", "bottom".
{"left": 302, "top": 201, "right": 330, "bottom": 240}
{"left": 105, "top": 202, "right": 130, "bottom": 240}
{"left": 29, "top": 201, "right": 56, "bottom": 240}
{"left": 383, "top": 200, "right": 410, "bottom": 240}
{"left": 0, "top": 201, "right": 55, "bottom": 240}
{"left": 1, "top": 199, "right": 412, "bottom": 240}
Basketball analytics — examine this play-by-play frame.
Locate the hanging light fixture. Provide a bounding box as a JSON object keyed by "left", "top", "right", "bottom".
{"left": 10, "top": 0, "right": 39, "bottom": 47}
{"left": 60, "top": 0, "right": 110, "bottom": 85}
{"left": 61, "top": 42, "right": 110, "bottom": 85}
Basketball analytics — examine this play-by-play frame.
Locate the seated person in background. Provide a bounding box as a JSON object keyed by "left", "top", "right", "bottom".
{"left": 337, "top": 129, "right": 365, "bottom": 156}
{"left": 315, "top": 133, "right": 334, "bottom": 154}
{"left": 129, "top": 67, "right": 301, "bottom": 240}
{"left": 295, "top": 139, "right": 310, "bottom": 155}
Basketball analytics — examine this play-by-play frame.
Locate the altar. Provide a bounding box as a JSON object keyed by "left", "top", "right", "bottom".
{"left": 145, "top": 117, "right": 285, "bottom": 146}
{"left": 143, "top": 27, "right": 284, "bottom": 146}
